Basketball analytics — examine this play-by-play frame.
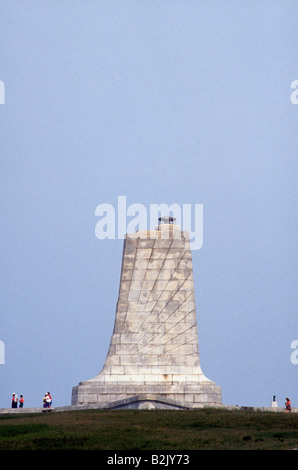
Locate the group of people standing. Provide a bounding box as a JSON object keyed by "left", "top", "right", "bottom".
{"left": 11, "top": 392, "right": 53, "bottom": 409}
{"left": 11, "top": 393, "right": 24, "bottom": 408}
{"left": 10, "top": 393, "right": 291, "bottom": 411}
{"left": 43, "top": 392, "right": 52, "bottom": 408}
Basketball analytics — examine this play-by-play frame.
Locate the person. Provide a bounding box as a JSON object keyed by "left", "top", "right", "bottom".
{"left": 19, "top": 395, "right": 24, "bottom": 408}
{"left": 43, "top": 394, "right": 48, "bottom": 408}
{"left": 46, "top": 392, "right": 52, "bottom": 408}
{"left": 285, "top": 397, "right": 292, "bottom": 412}
{"left": 11, "top": 393, "right": 18, "bottom": 408}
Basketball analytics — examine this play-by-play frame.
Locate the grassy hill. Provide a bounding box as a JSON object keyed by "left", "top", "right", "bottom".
{"left": 0, "top": 407, "right": 297, "bottom": 451}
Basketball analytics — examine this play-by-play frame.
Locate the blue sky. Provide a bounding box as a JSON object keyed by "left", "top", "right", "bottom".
{"left": 0, "top": 1, "right": 297, "bottom": 408}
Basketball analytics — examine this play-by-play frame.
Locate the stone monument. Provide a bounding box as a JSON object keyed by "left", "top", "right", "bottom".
{"left": 72, "top": 217, "right": 222, "bottom": 409}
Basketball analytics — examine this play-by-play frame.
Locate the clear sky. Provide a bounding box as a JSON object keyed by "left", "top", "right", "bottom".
{"left": 0, "top": 1, "right": 297, "bottom": 409}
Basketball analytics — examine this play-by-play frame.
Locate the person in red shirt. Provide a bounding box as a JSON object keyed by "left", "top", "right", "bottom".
{"left": 19, "top": 395, "right": 24, "bottom": 408}
{"left": 11, "top": 393, "right": 18, "bottom": 408}
{"left": 285, "top": 397, "right": 292, "bottom": 412}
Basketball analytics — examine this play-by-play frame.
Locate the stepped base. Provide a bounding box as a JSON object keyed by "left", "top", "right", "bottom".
{"left": 71, "top": 381, "right": 222, "bottom": 409}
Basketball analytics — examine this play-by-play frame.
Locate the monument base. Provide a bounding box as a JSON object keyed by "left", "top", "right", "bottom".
{"left": 71, "top": 381, "right": 222, "bottom": 409}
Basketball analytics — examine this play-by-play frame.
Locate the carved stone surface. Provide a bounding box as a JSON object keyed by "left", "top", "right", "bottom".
{"left": 72, "top": 222, "right": 222, "bottom": 408}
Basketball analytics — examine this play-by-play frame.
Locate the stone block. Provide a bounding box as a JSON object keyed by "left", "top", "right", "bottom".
{"left": 136, "top": 248, "right": 152, "bottom": 259}
{"left": 138, "top": 239, "right": 155, "bottom": 248}
{"left": 132, "top": 270, "right": 146, "bottom": 280}
{"left": 128, "top": 291, "right": 139, "bottom": 302}
{"left": 150, "top": 248, "right": 168, "bottom": 259}
{"left": 118, "top": 291, "right": 129, "bottom": 302}
{"left": 158, "top": 269, "right": 173, "bottom": 280}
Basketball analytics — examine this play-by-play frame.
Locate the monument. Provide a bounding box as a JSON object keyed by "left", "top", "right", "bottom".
{"left": 72, "top": 217, "right": 222, "bottom": 409}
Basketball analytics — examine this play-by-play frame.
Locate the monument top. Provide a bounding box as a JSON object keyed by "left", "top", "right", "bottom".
{"left": 158, "top": 216, "right": 176, "bottom": 224}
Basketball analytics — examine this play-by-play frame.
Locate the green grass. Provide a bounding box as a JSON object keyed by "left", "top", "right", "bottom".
{"left": 0, "top": 408, "right": 297, "bottom": 450}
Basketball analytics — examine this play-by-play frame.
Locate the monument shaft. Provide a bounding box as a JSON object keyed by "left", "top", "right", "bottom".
{"left": 72, "top": 220, "right": 222, "bottom": 408}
